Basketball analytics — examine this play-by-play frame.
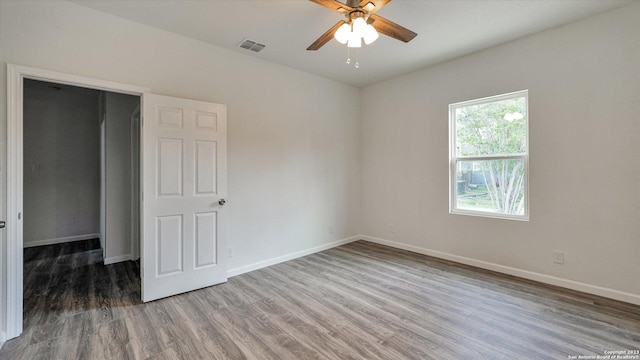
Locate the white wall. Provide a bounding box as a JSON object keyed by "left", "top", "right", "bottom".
{"left": 104, "top": 92, "right": 139, "bottom": 262}
{"left": 22, "top": 80, "right": 101, "bottom": 247}
{"left": 361, "top": 3, "right": 640, "bottom": 300}
{"left": 0, "top": 0, "right": 361, "bottom": 274}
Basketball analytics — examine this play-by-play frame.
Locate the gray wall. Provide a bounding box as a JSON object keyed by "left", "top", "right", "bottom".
{"left": 104, "top": 92, "right": 139, "bottom": 262}
{"left": 23, "top": 80, "right": 100, "bottom": 246}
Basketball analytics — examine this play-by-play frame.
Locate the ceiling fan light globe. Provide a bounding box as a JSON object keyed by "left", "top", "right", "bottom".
{"left": 363, "top": 24, "right": 379, "bottom": 45}
{"left": 352, "top": 17, "right": 367, "bottom": 35}
{"left": 347, "top": 32, "right": 362, "bottom": 48}
{"left": 334, "top": 23, "right": 351, "bottom": 44}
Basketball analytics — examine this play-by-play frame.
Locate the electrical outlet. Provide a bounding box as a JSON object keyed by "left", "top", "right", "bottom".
{"left": 553, "top": 251, "right": 565, "bottom": 265}
{"left": 227, "top": 247, "right": 233, "bottom": 259}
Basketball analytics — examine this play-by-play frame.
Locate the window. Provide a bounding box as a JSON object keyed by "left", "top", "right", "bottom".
{"left": 449, "top": 90, "right": 529, "bottom": 220}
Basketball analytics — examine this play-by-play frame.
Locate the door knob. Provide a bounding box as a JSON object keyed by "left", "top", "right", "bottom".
{"left": 0, "top": 221, "right": 5, "bottom": 229}
{"left": 218, "top": 199, "right": 226, "bottom": 206}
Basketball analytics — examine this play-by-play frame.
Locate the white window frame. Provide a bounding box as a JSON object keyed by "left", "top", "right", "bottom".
{"left": 449, "top": 90, "right": 530, "bottom": 221}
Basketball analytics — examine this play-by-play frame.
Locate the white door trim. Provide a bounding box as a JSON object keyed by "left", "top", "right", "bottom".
{"left": 130, "top": 104, "right": 141, "bottom": 261}
{"left": 5, "top": 63, "right": 149, "bottom": 340}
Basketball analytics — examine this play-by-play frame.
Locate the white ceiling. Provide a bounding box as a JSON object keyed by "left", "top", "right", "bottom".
{"left": 71, "top": 0, "right": 632, "bottom": 87}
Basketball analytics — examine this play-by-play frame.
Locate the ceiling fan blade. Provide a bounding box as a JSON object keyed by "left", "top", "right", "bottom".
{"left": 359, "top": 0, "right": 391, "bottom": 14}
{"left": 309, "top": 0, "right": 353, "bottom": 14}
{"left": 369, "top": 14, "right": 417, "bottom": 43}
{"left": 307, "top": 20, "right": 346, "bottom": 50}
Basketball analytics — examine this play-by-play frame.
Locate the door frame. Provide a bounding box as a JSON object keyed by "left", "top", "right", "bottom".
{"left": 5, "top": 64, "right": 149, "bottom": 340}
{"left": 130, "top": 104, "right": 141, "bottom": 261}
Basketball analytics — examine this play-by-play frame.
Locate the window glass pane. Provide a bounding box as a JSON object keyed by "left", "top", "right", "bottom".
{"left": 455, "top": 159, "right": 525, "bottom": 216}
{"left": 455, "top": 97, "right": 527, "bottom": 157}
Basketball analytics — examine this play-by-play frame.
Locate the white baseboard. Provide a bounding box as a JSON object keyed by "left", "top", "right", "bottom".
{"left": 227, "top": 235, "right": 360, "bottom": 278}
{"left": 23, "top": 233, "right": 100, "bottom": 248}
{"left": 361, "top": 235, "right": 640, "bottom": 306}
{"left": 104, "top": 254, "right": 132, "bottom": 265}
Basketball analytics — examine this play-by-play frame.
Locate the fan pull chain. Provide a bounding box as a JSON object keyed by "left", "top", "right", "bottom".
{"left": 355, "top": 48, "right": 360, "bottom": 69}
{"left": 346, "top": 47, "right": 360, "bottom": 68}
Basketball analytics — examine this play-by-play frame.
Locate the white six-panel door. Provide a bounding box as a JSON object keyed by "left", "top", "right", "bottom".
{"left": 142, "top": 94, "right": 227, "bottom": 302}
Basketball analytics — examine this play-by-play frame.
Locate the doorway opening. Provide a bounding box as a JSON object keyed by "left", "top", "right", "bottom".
{"left": 23, "top": 79, "right": 141, "bottom": 264}
{"left": 21, "top": 78, "right": 142, "bottom": 342}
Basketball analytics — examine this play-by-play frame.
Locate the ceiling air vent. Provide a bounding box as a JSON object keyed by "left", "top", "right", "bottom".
{"left": 237, "top": 39, "right": 266, "bottom": 53}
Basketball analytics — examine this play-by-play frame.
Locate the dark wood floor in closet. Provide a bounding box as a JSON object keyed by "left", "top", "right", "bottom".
{"left": 1, "top": 239, "right": 639, "bottom": 359}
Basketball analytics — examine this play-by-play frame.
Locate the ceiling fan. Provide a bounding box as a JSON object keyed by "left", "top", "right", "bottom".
{"left": 307, "top": 0, "right": 417, "bottom": 51}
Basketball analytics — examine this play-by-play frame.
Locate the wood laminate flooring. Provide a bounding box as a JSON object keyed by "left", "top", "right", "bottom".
{"left": 1, "top": 239, "right": 639, "bottom": 359}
